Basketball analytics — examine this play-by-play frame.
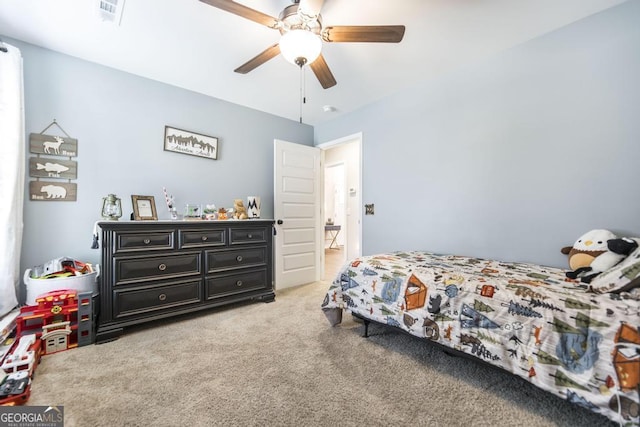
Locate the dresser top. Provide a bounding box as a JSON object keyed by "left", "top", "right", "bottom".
{"left": 98, "top": 219, "right": 275, "bottom": 229}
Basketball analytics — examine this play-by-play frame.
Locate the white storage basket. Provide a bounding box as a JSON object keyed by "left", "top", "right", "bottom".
{"left": 23, "top": 264, "right": 99, "bottom": 306}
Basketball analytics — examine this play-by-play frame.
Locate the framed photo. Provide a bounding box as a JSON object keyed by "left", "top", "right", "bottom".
{"left": 164, "top": 126, "right": 218, "bottom": 160}
{"left": 131, "top": 195, "right": 158, "bottom": 220}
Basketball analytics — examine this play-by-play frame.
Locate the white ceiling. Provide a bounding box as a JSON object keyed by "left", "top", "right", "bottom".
{"left": 0, "top": 0, "right": 627, "bottom": 125}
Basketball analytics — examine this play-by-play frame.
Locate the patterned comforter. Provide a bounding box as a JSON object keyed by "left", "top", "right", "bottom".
{"left": 322, "top": 251, "right": 640, "bottom": 425}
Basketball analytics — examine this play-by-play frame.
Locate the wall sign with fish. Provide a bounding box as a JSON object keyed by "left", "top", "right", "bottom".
{"left": 29, "top": 158, "right": 77, "bottom": 179}
{"left": 28, "top": 120, "right": 78, "bottom": 201}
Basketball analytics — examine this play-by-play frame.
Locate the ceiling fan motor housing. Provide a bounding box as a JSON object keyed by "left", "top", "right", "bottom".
{"left": 279, "top": 4, "right": 322, "bottom": 35}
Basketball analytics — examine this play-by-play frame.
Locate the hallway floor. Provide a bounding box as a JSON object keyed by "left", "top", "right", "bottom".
{"left": 324, "top": 247, "right": 346, "bottom": 282}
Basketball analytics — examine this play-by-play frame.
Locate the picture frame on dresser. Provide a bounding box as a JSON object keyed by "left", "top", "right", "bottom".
{"left": 131, "top": 195, "right": 158, "bottom": 220}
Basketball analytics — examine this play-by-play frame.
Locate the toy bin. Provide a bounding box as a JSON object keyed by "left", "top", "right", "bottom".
{"left": 23, "top": 264, "right": 100, "bottom": 306}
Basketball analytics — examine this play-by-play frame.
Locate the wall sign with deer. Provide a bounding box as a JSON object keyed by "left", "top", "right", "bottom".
{"left": 28, "top": 120, "right": 78, "bottom": 202}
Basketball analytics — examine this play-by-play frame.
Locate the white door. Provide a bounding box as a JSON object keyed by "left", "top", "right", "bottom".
{"left": 274, "top": 140, "right": 322, "bottom": 290}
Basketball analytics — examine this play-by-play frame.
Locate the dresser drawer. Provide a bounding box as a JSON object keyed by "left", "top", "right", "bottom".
{"left": 206, "top": 269, "right": 268, "bottom": 300}
{"left": 229, "top": 227, "right": 268, "bottom": 245}
{"left": 115, "top": 231, "right": 174, "bottom": 253}
{"left": 206, "top": 247, "right": 266, "bottom": 273}
{"left": 178, "top": 228, "right": 226, "bottom": 249}
{"left": 114, "top": 280, "right": 201, "bottom": 319}
{"left": 115, "top": 253, "right": 201, "bottom": 285}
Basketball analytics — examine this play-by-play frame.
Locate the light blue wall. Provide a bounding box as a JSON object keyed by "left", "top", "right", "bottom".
{"left": 8, "top": 38, "right": 313, "bottom": 295}
{"left": 314, "top": 1, "right": 640, "bottom": 268}
{"left": 6, "top": 0, "right": 640, "bottom": 292}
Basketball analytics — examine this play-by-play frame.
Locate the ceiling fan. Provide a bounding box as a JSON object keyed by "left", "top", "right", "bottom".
{"left": 200, "top": 0, "right": 406, "bottom": 89}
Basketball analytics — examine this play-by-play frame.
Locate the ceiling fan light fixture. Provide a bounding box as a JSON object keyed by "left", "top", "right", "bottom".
{"left": 280, "top": 29, "right": 322, "bottom": 67}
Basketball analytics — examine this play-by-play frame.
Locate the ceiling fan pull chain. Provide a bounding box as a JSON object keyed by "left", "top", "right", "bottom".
{"left": 303, "top": 65, "right": 307, "bottom": 105}
{"left": 299, "top": 65, "right": 303, "bottom": 124}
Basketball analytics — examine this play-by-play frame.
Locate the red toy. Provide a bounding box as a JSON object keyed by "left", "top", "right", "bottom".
{"left": 0, "top": 289, "right": 93, "bottom": 406}
{"left": 15, "top": 289, "right": 83, "bottom": 354}
{"left": 0, "top": 334, "right": 42, "bottom": 406}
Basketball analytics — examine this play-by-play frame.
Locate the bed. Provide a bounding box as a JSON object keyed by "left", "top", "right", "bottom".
{"left": 322, "top": 250, "right": 640, "bottom": 425}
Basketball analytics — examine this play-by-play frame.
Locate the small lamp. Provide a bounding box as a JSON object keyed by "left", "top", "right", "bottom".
{"left": 101, "top": 194, "right": 122, "bottom": 220}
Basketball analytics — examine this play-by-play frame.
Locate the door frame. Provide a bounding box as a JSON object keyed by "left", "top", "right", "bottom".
{"left": 317, "top": 132, "right": 363, "bottom": 280}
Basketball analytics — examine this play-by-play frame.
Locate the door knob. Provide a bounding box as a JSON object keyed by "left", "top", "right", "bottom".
{"left": 277, "top": 219, "right": 283, "bottom": 225}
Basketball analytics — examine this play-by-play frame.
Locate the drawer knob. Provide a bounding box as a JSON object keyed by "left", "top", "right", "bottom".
{"left": 158, "top": 293, "right": 167, "bottom": 301}
{"left": 201, "top": 236, "right": 208, "bottom": 241}
{"left": 236, "top": 255, "right": 243, "bottom": 262}
{"left": 247, "top": 234, "right": 253, "bottom": 239}
{"left": 236, "top": 280, "right": 243, "bottom": 287}
{"left": 143, "top": 239, "right": 151, "bottom": 244}
{"left": 158, "top": 263, "right": 167, "bottom": 271}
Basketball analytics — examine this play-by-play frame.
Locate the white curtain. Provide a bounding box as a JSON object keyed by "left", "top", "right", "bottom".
{"left": 0, "top": 43, "right": 24, "bottom": 316}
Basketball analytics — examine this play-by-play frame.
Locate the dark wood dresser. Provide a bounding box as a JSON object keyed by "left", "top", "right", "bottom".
{"left": 96, "top": 220, "right": 275, "bottom": 343}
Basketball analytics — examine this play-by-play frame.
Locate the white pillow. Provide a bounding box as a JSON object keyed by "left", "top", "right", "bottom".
{"left": 590, "top": 238, "right": 640, "bottom": 293}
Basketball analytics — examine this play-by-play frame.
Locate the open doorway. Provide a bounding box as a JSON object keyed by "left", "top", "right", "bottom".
{"left": 324, "top": 163, "right": 346, "bottom": 280}
{"left": 319, "top": 133, "right": 362, "bottom": 281}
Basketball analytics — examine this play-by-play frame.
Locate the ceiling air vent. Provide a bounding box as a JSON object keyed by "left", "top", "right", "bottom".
{"left": 97, "top": 0, "right": 125, "bottom": 25}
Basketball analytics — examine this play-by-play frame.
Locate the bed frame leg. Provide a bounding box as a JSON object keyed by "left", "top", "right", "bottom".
{"left": 363, "top": 319, "right": 370, "bottom": 338}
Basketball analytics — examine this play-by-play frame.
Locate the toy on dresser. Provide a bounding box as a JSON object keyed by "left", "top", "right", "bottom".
{"left": 233, "top": 199, "right": 248, "bottom": 220}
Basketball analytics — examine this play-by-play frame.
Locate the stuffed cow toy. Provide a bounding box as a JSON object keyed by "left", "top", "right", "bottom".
{"left": 561, "top": 229, "right": 639, "bottom": 283}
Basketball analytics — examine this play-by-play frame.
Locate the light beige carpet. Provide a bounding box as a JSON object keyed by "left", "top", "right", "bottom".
{"left": 27, "top": 281, "right": 615, "bottom": 426}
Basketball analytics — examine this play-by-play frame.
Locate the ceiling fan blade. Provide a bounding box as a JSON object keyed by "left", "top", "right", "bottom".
{"left": 310, "top": 54, "right": 336, "bottom": 89}
{"left": 298, "top": 0, "right": 325, "bottom": 20}
{"left": 322, "top": 25, "right": 405, "bottom": 43}
{"left": 200, "top": 0, "right": 279, "bottom": 29}
{"left": 234, "top": 44, "right": 281, "bottom": 74}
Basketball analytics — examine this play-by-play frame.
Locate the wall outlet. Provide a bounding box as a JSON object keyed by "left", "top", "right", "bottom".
{"left": 365, "top": 204, "right": 374, "bottom": 215}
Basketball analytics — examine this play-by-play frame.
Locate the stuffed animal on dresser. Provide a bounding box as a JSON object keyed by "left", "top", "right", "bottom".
{"left": 233, "top": 199, "right": 248, "bottom": 220}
